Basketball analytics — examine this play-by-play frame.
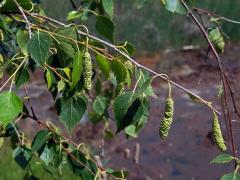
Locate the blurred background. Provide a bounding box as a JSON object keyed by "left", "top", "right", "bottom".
{"left": 42, "top": 0, "right": 240, "bottom": 53}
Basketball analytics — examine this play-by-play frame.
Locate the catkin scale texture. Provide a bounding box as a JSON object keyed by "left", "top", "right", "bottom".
{"left": 208, "top": 28, "right": 225, "bottom": 53}
{"left": 125, "top": 60, "right": 133, "bottom": 70}
{"left": 212, "top": 112, "right": 227, "bottom": 152}
{"left": 159, "top": 98, "right": 174, "bottom": 139}
{"left": 116, "top": 82, "right": 125, "bottom": 96}
{"left": 83, "top": 51, "right": 92, "bottom": 90}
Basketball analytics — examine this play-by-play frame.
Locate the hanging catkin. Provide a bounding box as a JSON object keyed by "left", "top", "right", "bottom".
{"left": 208, "top": 27, "right": 225, "bottom": 53}
{"left": 212, "top": 112, "right": 227, "bottom": 152}
{"left": 116, "top": 82, "right": 125, "bottom": 96}
{"left": 159, "top": 97, "right": 174, "bottom": 139}
{"left": 83, "top": 51, "right": 92, "bottom": 90}
{"left": 125, "top": 60, "right": 133, "bottom": 70}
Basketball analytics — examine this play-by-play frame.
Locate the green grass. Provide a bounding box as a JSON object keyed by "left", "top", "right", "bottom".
{"left": 0, "top": 140, "right": 81, "bottom": 180}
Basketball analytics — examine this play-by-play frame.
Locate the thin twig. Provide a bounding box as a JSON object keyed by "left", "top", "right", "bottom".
{"left": 69, "top": 0, "right": 77, "bottom": 10}
{"left": 23, "top": 85, "right": 37, "bottom": 119}
{"left": 0, "top": 57, "right": 28, "bottom": 91}
{"left": 197, "top": 46, "right": 210, "bottom": 85}
{"left": 27, "top": 13, "right": 221, "bottom": 115}
{"left": 179, "top": 0, "right": 237, "bottom": 166}
{"left": 22, "top": 92, "right": 110, "bottom": 177}
{"left": 12, "top": 0, "right": 32, "bottom": 38}
{"left": 193, "top": 7, "right": 240, "bottom": 25}
{"left": 224, "top": 73, "right": 240, "bottom": 120}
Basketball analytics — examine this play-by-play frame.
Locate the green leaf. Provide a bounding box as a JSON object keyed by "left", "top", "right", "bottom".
{"left": 136, "top": 69, "right": 156, "bottom": 97}
{"left": 114, "top": 92, "right": 133, "bottom": 128}
{"left": 102, "top": 0, "right": 114, "bottom": 18}
{"left": 15, "top": 66, "right": 30, "bottom": 88}
{"left": 55, "top": 27, "right": 77, "bottom": 41}
{"left": 67, "top": 149, "right": 98, "bottom": 179}
{"left": 210, "top": 154, "right": 234, "bottom": 164}
{"left": 125, "top": 97, "right": 149, "bottom": 137}
{"left": 55, "top": 27, "right": 78, "bottom": 54}
{"left": 0, "top": 0, "right": 33, "bottom": 13}
{"left": 16, "top": 29, "right": 29, "bottom": 56}
{"left": 67, "top": 150, "right": 87, "bottom": 175}
{"left": 40, "top": 143, "right": 56, "bottom": 166}
{"left": 188, "top": 93, "right": 202, "bottom": 103}
{"left": 67, "top": 11, "right": 82, "bottom": 21}
{"left": 0, "top": 54, "right": 3, "bottom": 80}
{"left": 133, "top": 97, "right": 149, "bottom": 129}
{"left": 125, "top": 125, "right": 137, "bottom": 138}
{"left": 136, "top": 78, "right": 153, "bottom": 96}
{"left": 96, "top": 15, "right": 114, "bottom": 42}
{"left": 0, "top": 137, "right": 4, "bottom": 150}
{"left": 13, "top": 146, "right": 32, "bottom": 169}
{"left": 45, "top": 69, "right": 52, "bottom": 90}
{"left": 63, "top": 67, "right": 71, "bottom": 79}
{"left": 31, "top": 129, "right": 50, "bottom": 152}
{"left": 93, "top": 95, "right": 108, "bottom": 115}
{"left": 117, "top": 41, "right": 135, "bottom": 56}
{"left": 82, "top": 160, "right": 98, "bottom": 180}
{"left": 162, "top": 0, "right": 186, "bottom": 14}
{"left": 59, "top": 42, "right": 75, "bottom": 58}
{"left": 71, "top": 51, "right": 83, "bottom": 90}
{"left": 57, "top": 80, "right": 65, "bottom": 92}
{"left": 28, "top": 32, "right": 52, "bottom": 66}
{"left": 55, "top": 42, "right": 75, "bottom": 67}
{"left": 60, "top": 97, "right": 87, "bottom": 132}
{"left": 221, "top": 172, "right": 240, "bottom": 180}
{"left": 0, "top": 91, "right": 23, "bottom": 127}
{"left": 111, "top": 60, "right": 127, "bottom": 84}
{"left": 95, "top": 53, "right": 110, "bottom": 78}
{"left": 114, "top": 92, "right": 141, "bottom": 133}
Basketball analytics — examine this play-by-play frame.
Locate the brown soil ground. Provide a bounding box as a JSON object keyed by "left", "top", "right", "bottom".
{"left": 3, "top": 43, "right": 240, "bottom": 180}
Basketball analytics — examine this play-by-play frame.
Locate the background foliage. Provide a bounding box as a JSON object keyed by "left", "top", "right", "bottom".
{"left": 42, "top": 0, "right": 240, "bottom": 53}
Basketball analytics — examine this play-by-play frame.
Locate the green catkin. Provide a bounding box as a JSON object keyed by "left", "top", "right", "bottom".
{"left": 0, "top": 29, "right": 3, "bottom": 42}
{"left": 116, "top": 82, "right": 125, "bottom": 96}
{"left": 0, "top": 54, "right": 3, "bottom": 80}
{"left": 215, "top": 37, "right": 225, "bottom": 53}
{"left": 208, "top": 28, "right": 225, "bottom": 53}
{"left": 83, "top": 51, "right": 92, "bottom": 90}
{"left": 125, "top": 60, "right": 133, "bottom": 70}
{"left": 159, "top": 97, "right": 174, "bottom": 139}
{"left": 212, "top": 112, "right": 227, "bottom": 152}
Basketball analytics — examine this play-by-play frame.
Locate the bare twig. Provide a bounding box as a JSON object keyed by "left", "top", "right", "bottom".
{"left": 69, "top": 0, "right": 77, "bottom": 10}
{"left": 193, "top": 7, "right": 240, "bottom": 25}
{"left": 224, "top": 73, "right": 240, "bottom": 120}
{"left": 12, "top": 0, "right": 32, "bottom": 38}
{"left": 0, "top": 57, "right": 27, "bottom": 91}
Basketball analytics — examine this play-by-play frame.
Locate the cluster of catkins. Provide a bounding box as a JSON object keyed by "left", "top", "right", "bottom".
{"left": 159, "top": 96, "right": 227, "bottom": 152}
